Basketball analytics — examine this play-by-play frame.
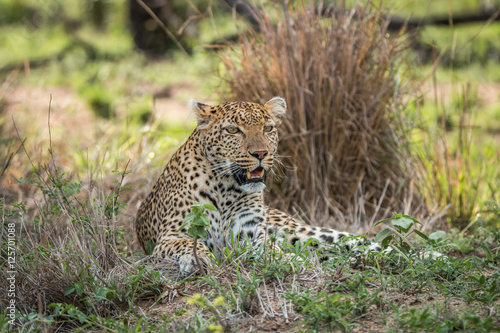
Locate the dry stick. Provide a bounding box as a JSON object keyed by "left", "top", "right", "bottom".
{"left": 192, "top": 236, "right": 205, "bottom": 275}
{"left": 111, "top": 159, "right": 131, "bottom": 213}
{"left": 11, "top": 118, "right": 49, "bottom": 226}
{"left": 10, "top": 118, "right": 55, "bottom": 268}
{"left": 23, "top": 96, "right": 88, "bottom": 257}
{"left": 103, "top": 159, "right": 132, "bottom": 272}
{"left": 45, "top": 95, "right": 89, "bottom": 224}
{"left": 0, "top": 139, "right": 26, "bottom": 180}
{"left": 11, "top": 118, "right": 39, "bottom": 179}
{"left": 46, "top": 94, "right": 74, "bottom": 211}
{"left": 0, "top": 153, "right": 14, "bottom": 179}
{"left": 47, "top": 94, "right": 54, "bottom": 168}
{"left": 135, "top": 0, "right": 189, "bottom": 56}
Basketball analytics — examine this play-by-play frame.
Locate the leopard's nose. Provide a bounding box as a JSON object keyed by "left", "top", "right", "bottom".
{"left": 249, "top": 150, "right": 268, "bottom": 160}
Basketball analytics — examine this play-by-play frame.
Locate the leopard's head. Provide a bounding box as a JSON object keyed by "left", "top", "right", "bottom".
{"left": 191, "top": 97, "right": 287, "bottom": 193}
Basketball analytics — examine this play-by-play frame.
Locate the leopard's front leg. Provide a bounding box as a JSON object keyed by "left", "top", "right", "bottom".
{"left": 225, "top": 208, "right": 283, "bottom": 255}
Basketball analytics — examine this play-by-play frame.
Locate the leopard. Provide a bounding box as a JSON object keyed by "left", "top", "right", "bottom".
{"left": 135, "top": 97, "right": 384, "bottom": 275}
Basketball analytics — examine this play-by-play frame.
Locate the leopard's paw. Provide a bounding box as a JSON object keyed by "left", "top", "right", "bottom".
{"left": 178, "top": 249, "right": 214, "bottom": 275}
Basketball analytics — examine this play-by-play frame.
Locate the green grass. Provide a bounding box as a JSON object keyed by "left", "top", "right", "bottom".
{"left": 419, "top": 22, "right": 500, "bottom": 71}
{"left": 334, "top": 0, "right": 500, "bottom": 17}
{"left": 383, "top": 0, "right": 493, "bottom": 17}
{"left": 0, "top": 24, "right": 71, "bottom": 67}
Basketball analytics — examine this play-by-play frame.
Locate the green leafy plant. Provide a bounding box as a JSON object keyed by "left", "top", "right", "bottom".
{"left": 394, "top": 304, "right": 500, "bottom": 333}
{"left": 285, "top": 290, "right": 350, "bottom": 332}
{"left": 466, "top": 273, "right": 500, "bottom": 305}
{"left": 179, "top": 202, "right": 217, "bottom": 274}
{"left": 257, "top": 237, "right": 319, "bottom": 281}
{"left": 183, "top": 202, "right": 217, "bottom": 239}
{"left": 374, "top": 213, "right": 447, "bottom": 256}
{"left": 234, "top": 270, "right": 262, "bottom": 315}
{"left": 284, "top": 273, "right": 384, "bottom": 333}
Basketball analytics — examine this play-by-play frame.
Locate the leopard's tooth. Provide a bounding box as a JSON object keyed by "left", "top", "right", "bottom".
{"left": 260, "top": 169, "right": 265, "bottom": 178}
{"left": 247, "top": 171, "right": 251, "bottom": 179}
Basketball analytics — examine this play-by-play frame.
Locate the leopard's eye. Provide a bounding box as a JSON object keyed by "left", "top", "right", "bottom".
{"left": 226, "top": 127, "right": 239, "bottom": 134}
{"left": 263, "top": 125, "right": 274, "bottom": 133}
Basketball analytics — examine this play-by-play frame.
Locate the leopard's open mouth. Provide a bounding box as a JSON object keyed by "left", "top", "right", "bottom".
{"left": 233, "top": 166, "right": 267, "bottom": 185}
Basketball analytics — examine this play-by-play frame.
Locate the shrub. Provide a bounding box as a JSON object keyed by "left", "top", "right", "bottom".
{"left": 0, "top": 163, "right": 164, "bottom": 330}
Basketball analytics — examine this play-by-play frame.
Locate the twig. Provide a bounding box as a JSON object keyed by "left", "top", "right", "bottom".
{"left": 48, "top": 94, "right": 54, "bottom": 169}
{"left": 0, "top": 139, "right": 25, "bottom": 180}
{"left": 11, "top": 117, "right": 40, "bottom": 178}
{"left": 192, "top": 236, "right": 205, "bottom": 275}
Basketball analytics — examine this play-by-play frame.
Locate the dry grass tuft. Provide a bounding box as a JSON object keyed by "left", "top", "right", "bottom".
{"left": 220, "top": 2, "right": 426, "bottom": 231}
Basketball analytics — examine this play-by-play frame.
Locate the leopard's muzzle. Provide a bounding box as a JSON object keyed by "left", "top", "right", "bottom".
{"left": 233, "top": 166, "right": 267, "bottom": 185}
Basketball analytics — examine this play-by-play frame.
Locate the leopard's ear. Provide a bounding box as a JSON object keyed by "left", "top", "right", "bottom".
{"left": 190, "top": 99, "right": 216, "bottom": 130}
{"left": 264, "top": 97, "right": 287, "bottom": 126}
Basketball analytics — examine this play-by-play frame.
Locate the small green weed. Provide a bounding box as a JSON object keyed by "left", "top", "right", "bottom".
{"left": 465, "top": 272, "right": 500, "bottom": 305}
{"left": 257, "top": 237, "right": 319, "bottom": 281}
{"left": 393, "top": 304, "right": 500, "bottom": 333}
{"left": 285, "top": 290, "right": 351, "bottom": 332}
{"left": 181, "top": 202, "right": 217, "bottom": 240}
{"left": 284, "top": 271, "right": 385, "bottom": 332}
{"left": 179, "top": 202, "right": 217, "bottom": 274}
{"left": 374, "top": 213, "right": 447, "bottom": 257}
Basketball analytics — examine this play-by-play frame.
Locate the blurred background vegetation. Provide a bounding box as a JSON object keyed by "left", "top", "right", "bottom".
{"left": 1, "top": 0, "right": 499, "bottom": 234}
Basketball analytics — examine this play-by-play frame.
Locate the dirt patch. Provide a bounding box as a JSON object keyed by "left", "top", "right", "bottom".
{"left": 2, "top": 85, "right": 95, "bottom": 142}
{"left": 1, "top": 84, "right": 96, "bottom": 206}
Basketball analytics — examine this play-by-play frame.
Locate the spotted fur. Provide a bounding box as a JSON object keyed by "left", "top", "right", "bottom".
{"left": 135, "top": 97, "right": 381, "bottom": 274}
